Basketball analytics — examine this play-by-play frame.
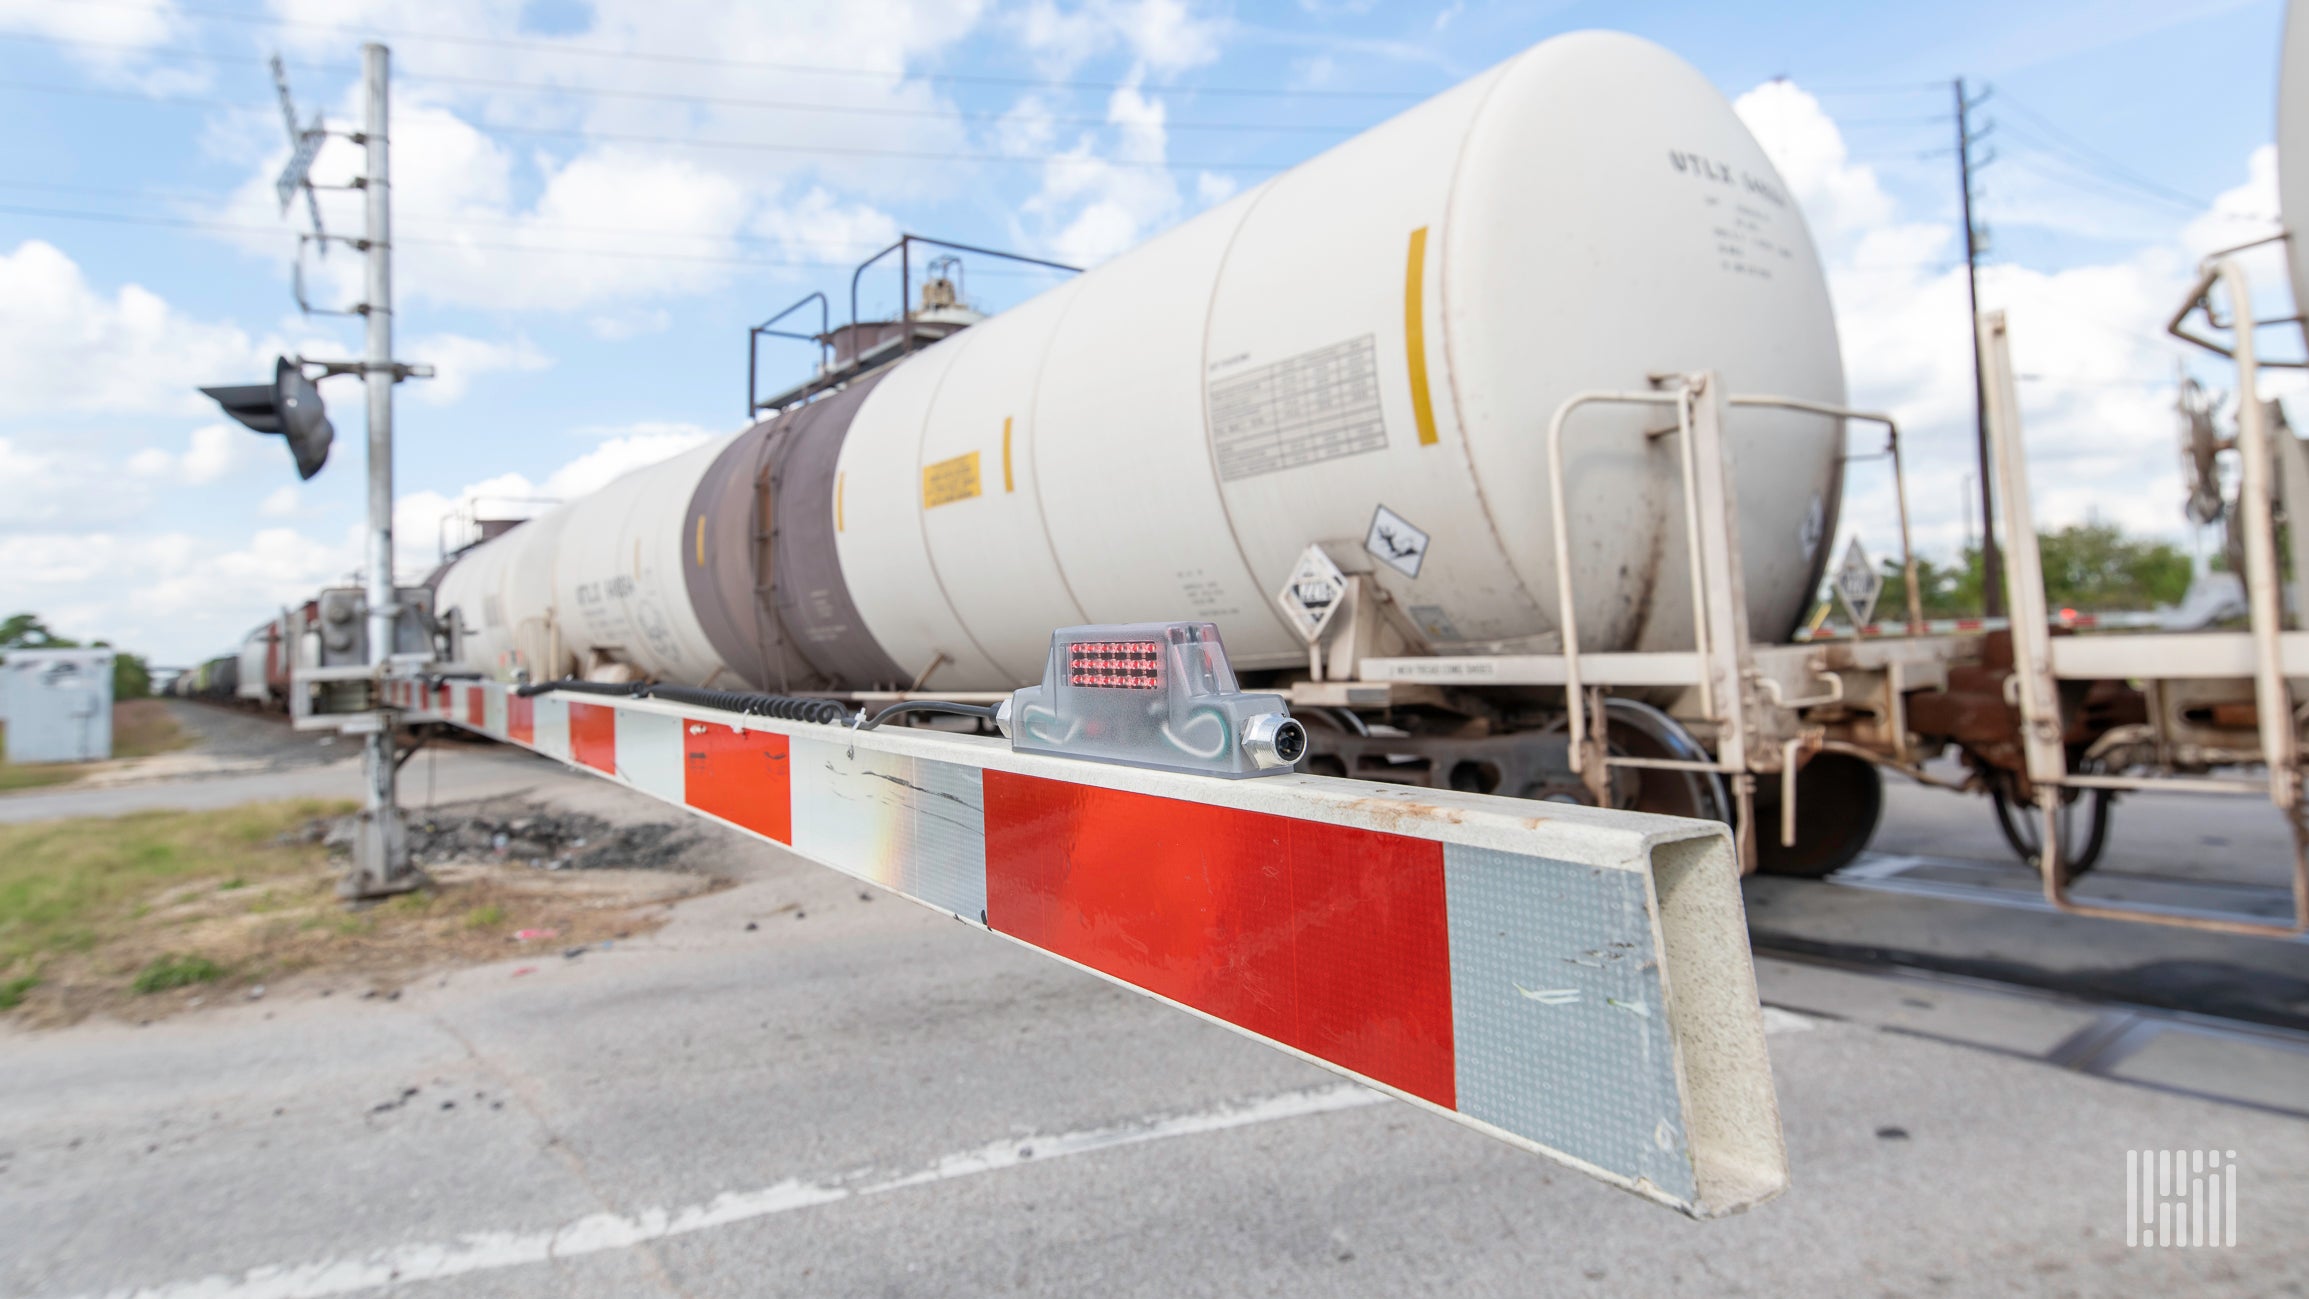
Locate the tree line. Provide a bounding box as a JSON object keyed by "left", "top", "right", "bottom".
{"left": 1, "top": 614, "right": 153, "bottom": 699}
{"left": 1872, "top": 522, "right": 2194, "bottom": 620}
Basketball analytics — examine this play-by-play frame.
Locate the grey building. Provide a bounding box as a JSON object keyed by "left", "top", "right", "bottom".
{"left": 2, "top": 649, "right": 114, "bottom": 764}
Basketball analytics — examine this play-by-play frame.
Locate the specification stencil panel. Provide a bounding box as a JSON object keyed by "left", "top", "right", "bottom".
{"left": 1210, "top": 335, "right": 1388, "bottom": 480}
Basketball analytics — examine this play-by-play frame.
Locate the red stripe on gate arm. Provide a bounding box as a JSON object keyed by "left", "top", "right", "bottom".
{"left": 569, "top": 702, "right": 617, "bottom": 773}
{"left": 982, "top": 771, "right": 1456, "bottom": 1108}
{"left": 682, "top": 721, "right": 792, "bottom": 844}
{"left": 507, "top": 694, "right": 534, "bottom": 744}
{"left": 466, "top": 689, "right": 485, "bottom": 727}
{"left": 434, "top": 683, "right": 451, "bottom": 713}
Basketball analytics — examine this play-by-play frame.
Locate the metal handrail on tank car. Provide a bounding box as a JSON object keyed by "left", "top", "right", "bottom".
{"left": 1542, "top": 376, "right": 1921, "bottom": 856}
{"left": 846, "top": 234, "right": 1080, "bottom": 360}
{"left": 1979, "top": 263, "right": 2309, "bottom": 939}
{"left": 746, "top": 292, "right": 831, "bottom": 417}
{"left": 747, "top": 237, "right": 1080, "bottom": 418}
{"left": 2166, "top": 233, "right": 2309, "bottom": 367}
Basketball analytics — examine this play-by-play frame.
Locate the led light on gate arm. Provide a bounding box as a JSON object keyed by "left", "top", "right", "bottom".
{"left": 998, "top": 622, "right": 1307, "bottom": 778}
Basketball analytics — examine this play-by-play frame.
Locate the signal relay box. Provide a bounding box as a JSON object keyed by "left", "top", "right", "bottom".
{"left": 998, "top": 622, "right": 1306, "bottom": 779}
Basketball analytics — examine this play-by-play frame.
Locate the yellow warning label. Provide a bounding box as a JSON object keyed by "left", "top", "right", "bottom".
{"left": 922, "top": 451, "right": 983, "bottom": 508}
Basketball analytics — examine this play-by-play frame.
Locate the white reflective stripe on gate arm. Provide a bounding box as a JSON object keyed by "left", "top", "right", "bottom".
{"left": 400, "top": 679, "right": 1787, "bottom": 1217}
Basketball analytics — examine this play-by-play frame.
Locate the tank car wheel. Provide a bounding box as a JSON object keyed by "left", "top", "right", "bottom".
{"left": 1746, "top": 750, "right": 1883, "bottom": 879}
{"left": 1987, "top": 764, "right": 2111, "bottom": 882}
{"left": 1598, "top": 699, "right": 1731, "bottom": 824}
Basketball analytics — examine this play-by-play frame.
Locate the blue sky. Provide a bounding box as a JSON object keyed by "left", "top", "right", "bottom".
{"left": 0, "top": 0, "right": 2292, "bottom": 664}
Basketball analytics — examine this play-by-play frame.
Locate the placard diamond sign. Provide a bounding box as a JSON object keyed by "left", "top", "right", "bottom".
{"left": 1277, "top": 545, "right": 1348, "bottom": 643}
{"left": 1833, "top": 537, "right": 1882, "bottom": 629}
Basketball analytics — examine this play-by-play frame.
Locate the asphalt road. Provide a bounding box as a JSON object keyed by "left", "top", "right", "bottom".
{"left": 2, "top": 712, "right": 2306, "bottom": 1296}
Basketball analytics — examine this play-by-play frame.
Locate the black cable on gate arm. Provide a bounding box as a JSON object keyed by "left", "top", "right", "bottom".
{"left": 507, "top": 678, "right": 996, "bottom": 730}
{"left": 514, "top": 677, "right": 644, "bottom": 699}
{"left": 853, "top": 700, "right": 1002, "bottom": 731}
{"left": 646, "top": 684, "right": 848, "bottom": 725}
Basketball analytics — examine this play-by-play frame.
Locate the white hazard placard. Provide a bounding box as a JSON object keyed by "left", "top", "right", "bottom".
{"left": 1365, "top": 504, "right": 1429, "bottom": 579}
{"left": 1833, "top": 536, "right": 1882, "bottom": 628}
{"left": 1277, "top": 545, "right": 1348, "bottom": 643}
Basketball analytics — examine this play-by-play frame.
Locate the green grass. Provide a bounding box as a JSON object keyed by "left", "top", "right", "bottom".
{"left": 0, "top": 799, "right": 355, "bottom": 995}
{"left": 0, "top": 974, "right": 37, "bottom": 1009}
{"left": 130, "top": 953, "right": 223, "bottom": 994}
{"left": 464, "top": 902, "right": 506, "bottom": 930}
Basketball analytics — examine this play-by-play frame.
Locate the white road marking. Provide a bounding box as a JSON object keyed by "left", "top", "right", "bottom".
{"left": 1760, "top": 1006, "right": 1820, "bottom": 1035}
{"left": 75, "top": 1083, "right": 1387, "bottom": 1299}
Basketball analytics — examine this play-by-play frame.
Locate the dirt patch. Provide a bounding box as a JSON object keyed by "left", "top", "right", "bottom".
{"left": 378, "top": 801, "right": 708, "bottom": 874}
{"left": 2, "top": 797, "right": 727, "bottom": 1029}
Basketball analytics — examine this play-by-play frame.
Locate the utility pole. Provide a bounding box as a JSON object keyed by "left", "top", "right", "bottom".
{"left": 1955, "top": 77, "right": 2002, "bottom": 617}
{"left": 350, "top": 42, "right": 415, "bottom": 899}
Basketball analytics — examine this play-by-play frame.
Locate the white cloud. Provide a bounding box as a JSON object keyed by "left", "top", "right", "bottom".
{"left": 0, "top": 436, "right": 150, "bottom": 531}
{"left": 0, "top": 527, "right": 358, "bottom": 663}
{"left": 405, "top": 333, "right": 554, "bottom": 405}
{"left": 1737, "top": 80, "right": 2264, "bottom": 564}
{"left": 101, "top": 423, "right": 262, "bottom": 487}
{"left": 587, "top": 308, "right": 673, "bottom": 341}
{"left": 542, "top": 427, "right": 719, "bottom": 498}
{"left": 1016, "top": 0, "right": 1224, "bottom": 76}
{"left": 178, "top": 424, "right": 242, "bottom": 485}
{"left": 752, "top": 188, "right": 903, "bottom": 265}
{"left": 209, "top": 0, "right": 991, "bottom": 314}
{"left": 391, "top": 423, "right": 717, "bottom": 574}
{"left": 1018, "top": 81, "right": 1185, "bottom": 266}
{"left": 1736, "top": 81, "right": 1895, "bottom": 241}
{"left": 0, "top": 0, "right": 203, "bottom": 90}
{"left": 260, "top": 484, "right": 302, "bottom": 517}
{"left": 0, "top": 240, "right": 270, "bottom": 419}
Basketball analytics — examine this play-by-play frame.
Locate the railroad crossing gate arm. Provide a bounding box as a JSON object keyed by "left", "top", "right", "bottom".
{"left": 392, "top": 677, "right": 1787, "bottom": 1218}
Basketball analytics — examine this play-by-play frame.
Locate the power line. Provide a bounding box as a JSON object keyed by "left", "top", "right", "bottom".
{"left": 0, "top": 59, "right": 1371, "bottom": 137}
{"left": 0, "top": 80, "right": 1289, "bottom": 173}
{"left": 0, "top": 200, "right": 1074, "bottom": 273}
{"left": 402, "top": 71, "right": 1366, "bottom": 135}
{"left": 1833, "top": 112, "right": 1956, "bottom": 129}
{"left": 0, "top": 179, "right": 856, "bottom": 247}
{"left": 1994, "top": 92, "right": 2211, "bottom": 212}
{"left": 2002, "top": 151, "right": 2203, "bottom": 216}
{"left": 1794, "top": 79, "right": 1948, "bottom": 96}
{"left": 23, "top": 1, "right": 1431, "bottom": 101}
{"left": 0, "top": 178, "right": 1052, "bottom": 254}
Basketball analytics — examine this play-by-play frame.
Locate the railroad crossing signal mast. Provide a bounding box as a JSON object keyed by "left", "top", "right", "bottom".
{"left": 202, "top": 44, "right": 429, "bottom": 898}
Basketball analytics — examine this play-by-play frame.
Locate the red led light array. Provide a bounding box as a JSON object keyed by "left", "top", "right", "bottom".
{"left": 1066, "top": 640, "right": 1164, "bottom": 690}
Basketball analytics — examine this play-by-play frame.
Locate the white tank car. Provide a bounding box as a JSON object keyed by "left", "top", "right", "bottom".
{"left": 438, "top": 505, "right": 575, "bottom": 683}
{"left": 437, "top": 30, "right": 1845, "bottom": 694}
{"left": 2282, "top": 0, "right": 2309, "bottom": 328}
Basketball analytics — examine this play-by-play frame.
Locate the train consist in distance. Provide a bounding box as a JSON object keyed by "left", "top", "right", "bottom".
{"left": 176, "top": 27, "right": 2309, "bottom": 919}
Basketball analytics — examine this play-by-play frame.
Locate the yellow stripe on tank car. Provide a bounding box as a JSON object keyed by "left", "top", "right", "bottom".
{"left": 1002, "top": 416, "right": 1015, "bottom": 493}
{"left": 1404, "top": 225, "right": 1439, "bottom": 447}
{"left": 836, "top": 472, "right": 845, "bottom": 531}
{"left": 695, "top": 515, "right": 705, "bottom": 567}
